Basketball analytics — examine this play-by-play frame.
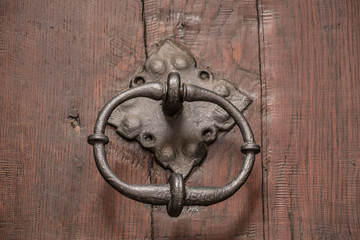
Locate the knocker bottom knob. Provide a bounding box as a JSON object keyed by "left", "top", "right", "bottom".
{"left": 167, "top": 173, "right": 185, "bottom": 217}
{"left": 88, "top": 73, "right": 260, "bottom": 217}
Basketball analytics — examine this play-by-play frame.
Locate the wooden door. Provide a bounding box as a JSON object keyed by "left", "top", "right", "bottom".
{"left": 1, "top": 0, "right": 359, "bottom": 239}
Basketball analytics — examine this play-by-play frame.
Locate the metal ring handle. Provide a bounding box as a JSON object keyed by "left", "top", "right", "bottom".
{"left": 88, "top": 81, "right": 260, "bottom": 216}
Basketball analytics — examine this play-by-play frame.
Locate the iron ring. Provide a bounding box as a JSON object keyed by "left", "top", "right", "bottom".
{"left": 88, "top": 82, "right": 260, "bottom": 215}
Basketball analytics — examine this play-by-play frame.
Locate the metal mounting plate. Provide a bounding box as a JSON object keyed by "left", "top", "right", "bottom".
{"left": 108, "top": 40, "right": 251, "bottom": 178}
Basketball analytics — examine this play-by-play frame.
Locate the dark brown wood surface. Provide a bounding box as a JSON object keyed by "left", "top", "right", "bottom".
{"left": 259, "top": 0, "right": 360, "bottom": 239}
{"left": 0, "top": 0, "right": 152, "bottom": 239}
{"left": 1, "top": 0, "right": 360, "bottom": 239}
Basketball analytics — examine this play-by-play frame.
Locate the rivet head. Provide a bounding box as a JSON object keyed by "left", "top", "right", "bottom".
{"left": 118, "top": 115, "right": 142, "bottom": 138}
{"left": 162, "top": 146, "right": 175, "bottom": 160}
{"left": 122, "top": 115, "right": 141, "bottom": 131}
{"left": 149, "top": 58, "right": 166, "bottom": 74}
{"left": 183, "top": 143, "right": 198, "bottom": 157}
{"left": 173, "top": 56, "right": 189, "bottom": 70}
{"left": 213, "top": 84, "right": 230, "bottom": 97}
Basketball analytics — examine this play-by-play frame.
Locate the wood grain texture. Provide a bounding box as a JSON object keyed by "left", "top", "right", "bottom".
{"left": 143, "top": 0, "right": 263, "bottom": 239}
{"left": 3, "top": 0, "right": 359, "bottom": 239}
{"left": 259, "top": 0, "right": 360, "bottom": 239}
{"left": 0, "top": 0, "right": 152, "bottom": 239}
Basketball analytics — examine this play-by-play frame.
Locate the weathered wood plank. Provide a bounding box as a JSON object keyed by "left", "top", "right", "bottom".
{"left": 0, "top": 0, "right": 151, "bottom": 239}
{"left": 143, "top": 0, "right": 263, "bottom": 239}
{"left": 259, "top": 0, "right": 360, "bottom": 239}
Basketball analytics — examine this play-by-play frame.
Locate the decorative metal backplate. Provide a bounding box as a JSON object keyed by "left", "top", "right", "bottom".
{"left": 108, "top": 40, "right": 251, "bottom": 178}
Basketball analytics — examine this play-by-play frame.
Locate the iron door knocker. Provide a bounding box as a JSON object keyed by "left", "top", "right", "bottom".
{"left": 88, "top": 40, "right": 260, "bottom": 217}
